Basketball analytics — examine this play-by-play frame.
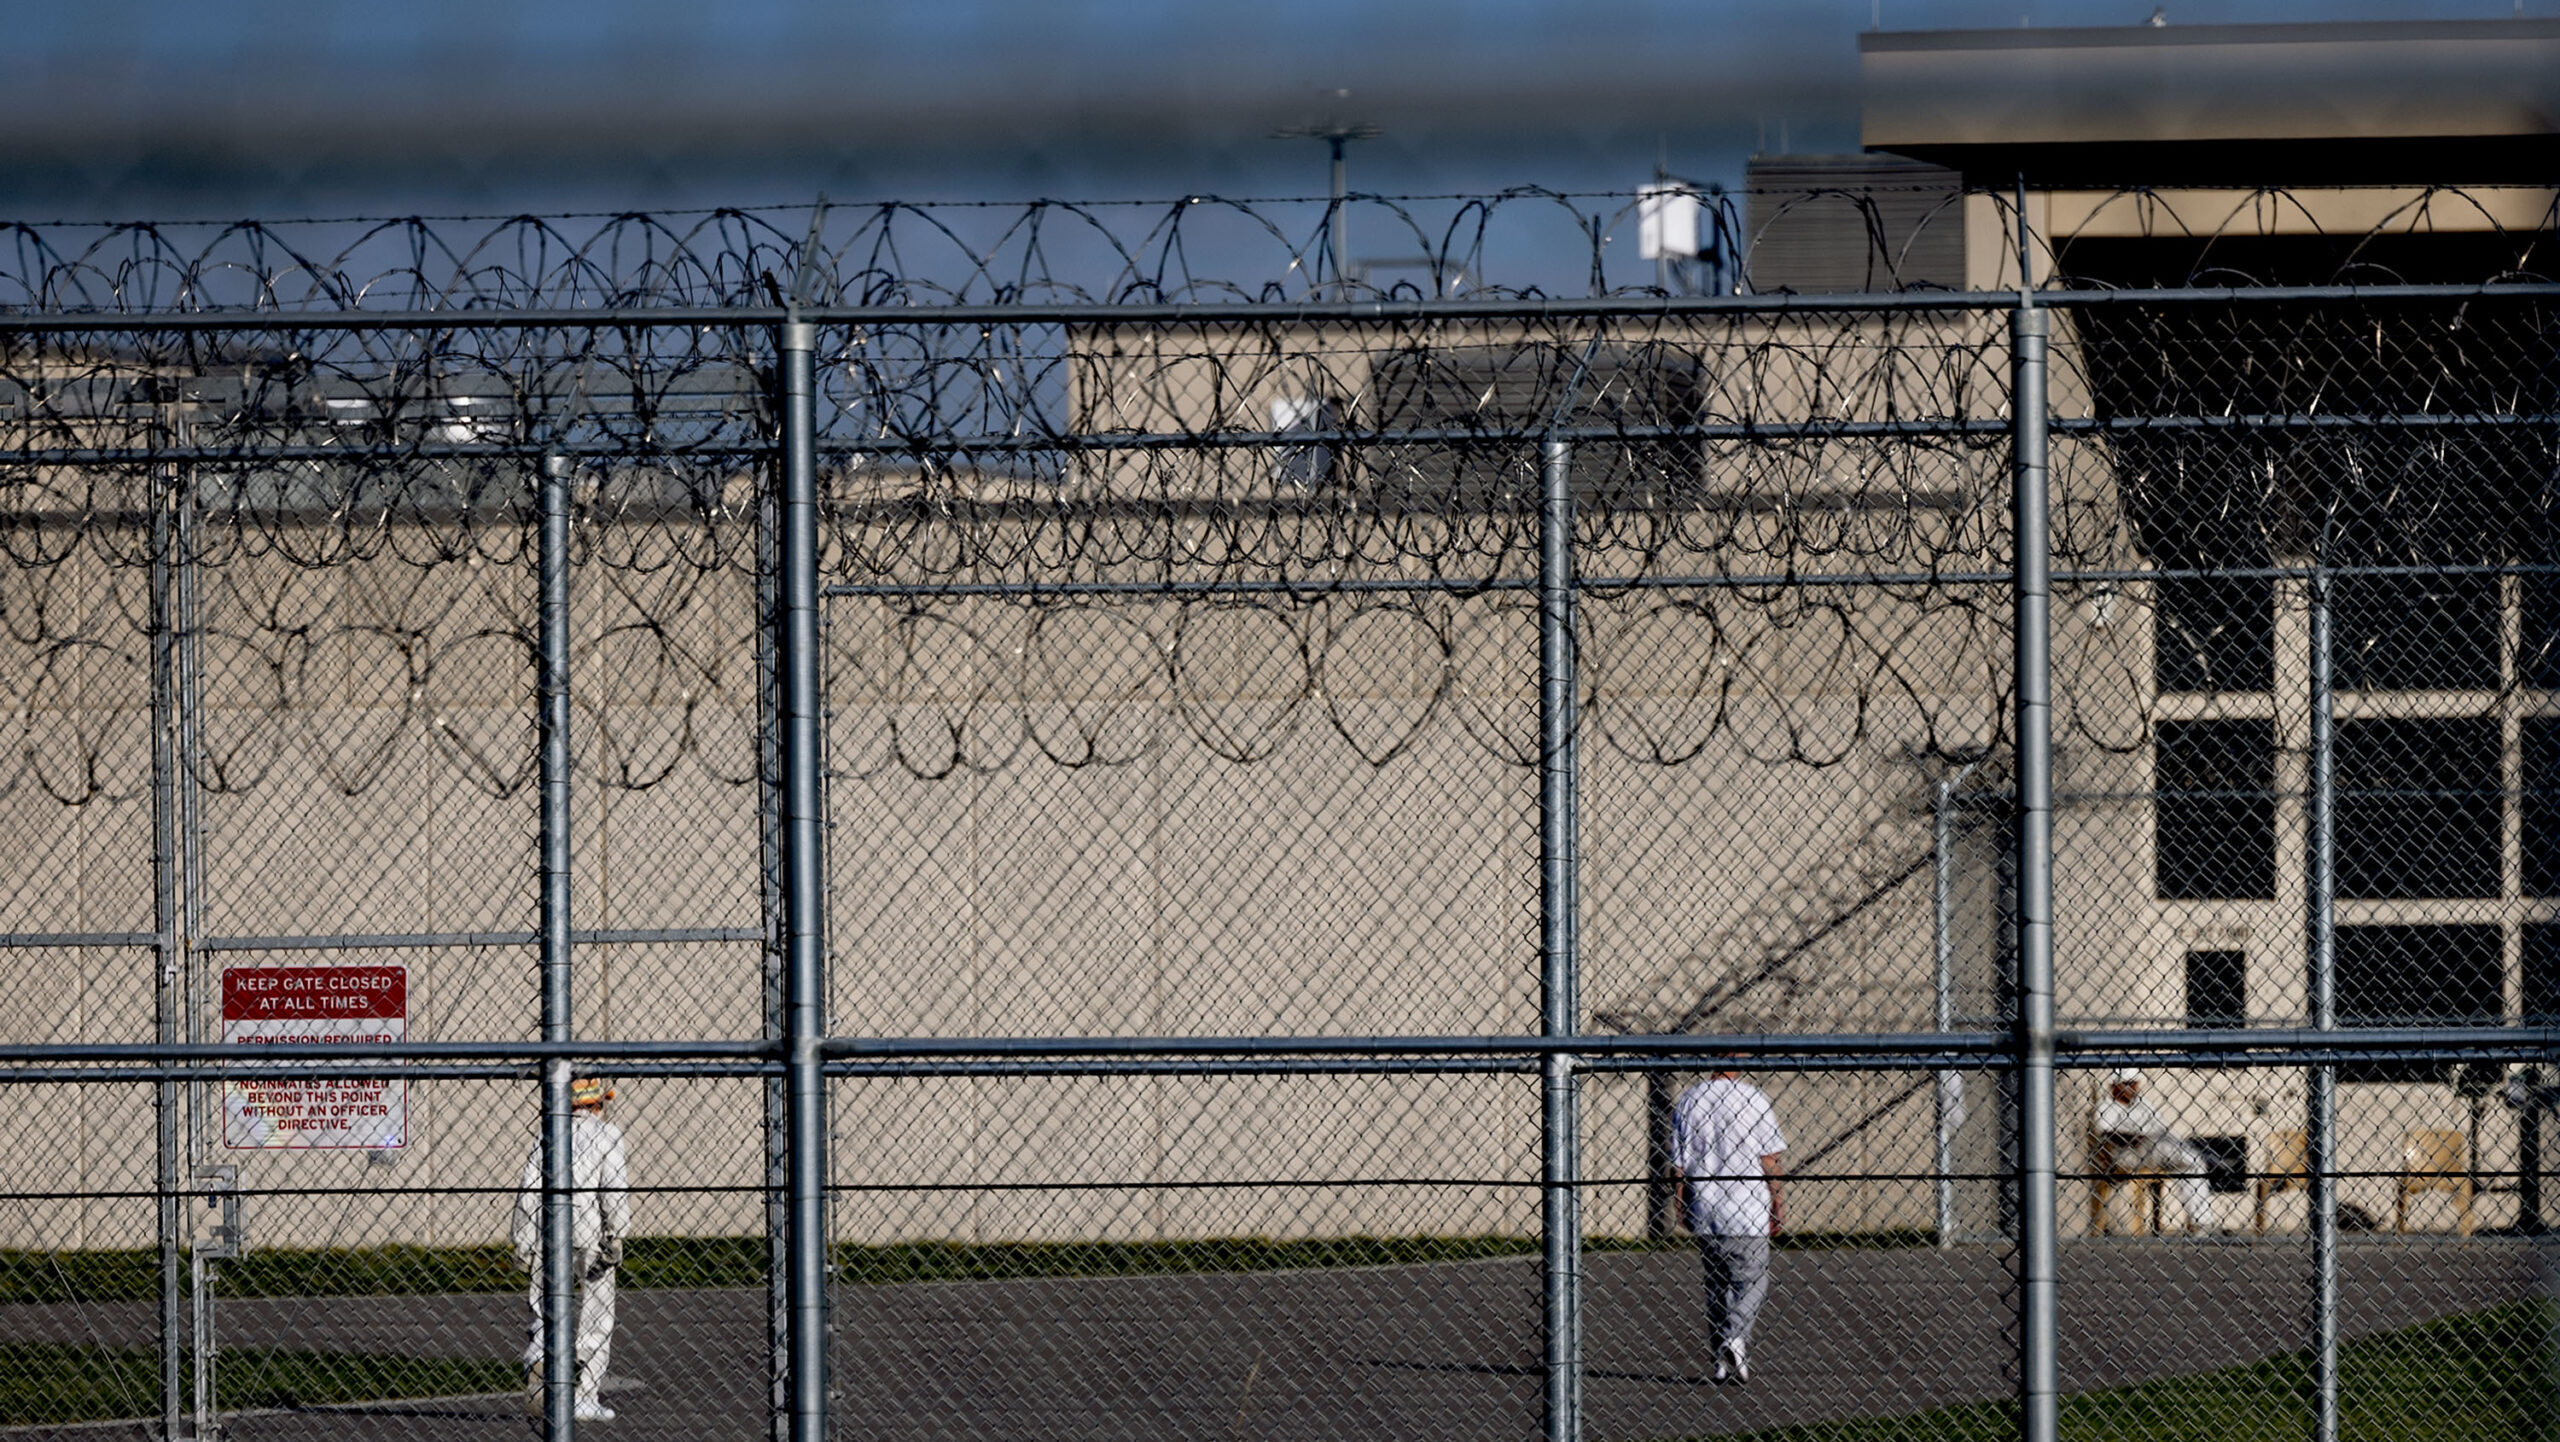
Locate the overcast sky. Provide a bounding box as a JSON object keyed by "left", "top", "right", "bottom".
{"left": 0, "top": 0, "right": 2536, "bottom": 218}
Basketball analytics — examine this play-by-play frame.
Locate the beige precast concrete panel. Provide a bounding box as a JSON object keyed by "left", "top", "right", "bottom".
{"left": 1582, "top": 728, "right": 1943, "bottom": 1038}
{"left": 569, "top": 766, "right": 761, "bottom": 938}
{"left": 2044, "top": 187, "right": 2560, "bottom": 240}
{"left": 825, "top": 710, "right": 1539, "bottom": 1042}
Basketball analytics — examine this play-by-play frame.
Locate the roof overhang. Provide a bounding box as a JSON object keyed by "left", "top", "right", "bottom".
{"left": 1861, "top": 20, "right": 2560, "bottom": 188}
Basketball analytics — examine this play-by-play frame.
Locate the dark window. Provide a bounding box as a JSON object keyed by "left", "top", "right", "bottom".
{"left": 2184, "top": 949, "right": 2247, "bottom": 1029}
{"left": 2190, "top": 1135, "right": 2249, "bottom": 1195}
{"left": 2155, "top": 720, "right": 2276, "bottom": 900}
{"left": 2528, "top": 717, "right": 2560, "bottom": 899}
{"left": 2334, "top": 924, "right": 2504, "bottom": 1083}
{"left": 2337, "top": 716, "right": 2501, "bottom": 900}
{"left": 1369, "top": 345, "right": 1701, "bottom": 510}
{"left": 2156, "top": 575, "right": 2272, "bottom": 694}
{"left": 2333, "top": 572, "right": 2500, "bottom": 692}
{"left": 2526, "top": 923, "right": 2560, "bottom": 1026}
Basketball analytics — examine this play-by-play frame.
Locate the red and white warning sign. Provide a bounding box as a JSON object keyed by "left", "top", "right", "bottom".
{"left": 221, "top": 966, "right": 408, "bottom": 1150}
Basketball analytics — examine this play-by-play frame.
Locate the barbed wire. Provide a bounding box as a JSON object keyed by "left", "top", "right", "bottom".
{"left": 0, "top": 194, "right": 2552, "bottom": 810}
{"left": 0, "top": 186, "right": 2552, "bottom": 314}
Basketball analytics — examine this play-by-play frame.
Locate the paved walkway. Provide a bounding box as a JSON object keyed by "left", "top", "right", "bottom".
{"left": 3, "top": 1237, "right": 2547, "bottom": 1441}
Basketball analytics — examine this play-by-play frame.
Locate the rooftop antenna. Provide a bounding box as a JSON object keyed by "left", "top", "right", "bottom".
{"left": 1273, "top": 91, "right": 1380, "bottom": 298}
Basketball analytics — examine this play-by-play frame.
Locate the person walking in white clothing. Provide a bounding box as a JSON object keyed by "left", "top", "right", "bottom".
{"left": 512, "top": 1076, "right": 631, "bottom": 1422}
{"left": 2093, "top": 1068, "right": 2218, "bottom": 1234}
{"left": 1671, "top": 1064, "right": 1787, "bottom": 1385}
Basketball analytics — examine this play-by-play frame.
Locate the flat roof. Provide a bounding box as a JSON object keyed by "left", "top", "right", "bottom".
{"left": 1862, "top": 19, "right": 2560, "bottom": 187}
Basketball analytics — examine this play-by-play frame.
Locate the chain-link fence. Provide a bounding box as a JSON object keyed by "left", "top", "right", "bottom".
{"left": 0, "top": 190, "right": 2554, "bottom": 1442}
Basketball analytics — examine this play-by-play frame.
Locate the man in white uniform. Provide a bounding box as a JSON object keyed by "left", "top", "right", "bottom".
{"left": 513, "top": 1076, "right": 631, "bottom": 1421}
{"left": 1671, "top": 1063, "right": 1787, "bottom": 1384}
{"left": 2093, "top": 1068, "right": 2217, "bottom": 1234}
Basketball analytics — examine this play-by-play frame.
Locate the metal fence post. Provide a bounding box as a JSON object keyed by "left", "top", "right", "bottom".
{"left": 176, "top": 444, "right": 217, "bottom": 1442}
{"left": 1539, "top": 437, "right": 1582, "bottom": 1442}
{"left": 148, "top": 426, "right": 185, "bottom": 1439}
{"left": 2306, "top": 565, "right": 2339, "bottom": 1442}
{"left": 777, "top": 317, "right": 831, "bottom": 1442}
{"left": 2009, "top": 298, "right": 2058, "bottom": 1442}
{"left": 538, "top": 452, "right": 578, "bottom": 1440}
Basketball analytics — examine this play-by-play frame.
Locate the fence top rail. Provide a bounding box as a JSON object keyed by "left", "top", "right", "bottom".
{"left": 0, "top": 1028, "right": 2543, "bottom": 1078}
{"left": 820, "top": 1032, "right": 2015, "bottom": 1059}
{"left": 810, "top": 1028, "right": 2559, "bottom": 1061}
{"left": 0, "top": 1026, "right": 2545, "bottom": 1067}
{"left": 3, "top": 280, "right": 2558, "bottom": 332}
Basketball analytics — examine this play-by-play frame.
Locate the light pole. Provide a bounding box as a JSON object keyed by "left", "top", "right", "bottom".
{"left": 1272, "top": 98, "right": 1379, "bottom": 298}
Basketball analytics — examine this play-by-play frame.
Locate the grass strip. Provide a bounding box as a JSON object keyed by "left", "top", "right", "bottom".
{"left": 0, "top": 1342, "right": 517, "bottom": 1426}
{"left": 1720, "top": 1301, "right": 2557, "bottom": 1442}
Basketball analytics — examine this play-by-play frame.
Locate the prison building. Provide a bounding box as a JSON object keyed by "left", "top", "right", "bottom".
{"left": 1, "top": 17, "right": 2555, "bottom": 1258}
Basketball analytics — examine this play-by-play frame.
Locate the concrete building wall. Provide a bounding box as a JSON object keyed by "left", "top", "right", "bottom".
{"left": 1, "top": 278, "right": 2542, "bottom": 1251}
